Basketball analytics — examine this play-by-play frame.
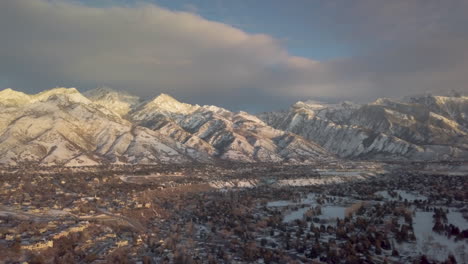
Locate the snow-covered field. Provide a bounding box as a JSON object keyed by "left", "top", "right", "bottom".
{"left": 209, "top": 169, "right": 378, "bottom": 190}
{"left": 209, "top": 179, "right": 259, "bottom": 189}
{"left": 282, "top": 205, "right": 348, "bottom": 223}
{"left": 397, "top": 211, "right": 468, "bottom": 263}
{"left": 267, "top": 193, "right": 356, "bottom": 223}
{"left": 267, "top": 189, "right": 468, "bottom": 263}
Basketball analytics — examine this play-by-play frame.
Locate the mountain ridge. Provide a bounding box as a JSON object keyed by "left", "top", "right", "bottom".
{"left": 0, "top": 87, "right": 333, "bottom": 165}
{"left": 1, "top": 87, "right": 467, "bottom": 166}
{"left": 260, "top": 95, "right": 468, "bottom": 161}
{"left": 129, "top": 91, "right": 330, "bottom": 163}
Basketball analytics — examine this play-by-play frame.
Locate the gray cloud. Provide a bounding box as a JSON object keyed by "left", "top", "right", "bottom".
{"left": 0, "top": 0, "right": 467, "bottom": 111}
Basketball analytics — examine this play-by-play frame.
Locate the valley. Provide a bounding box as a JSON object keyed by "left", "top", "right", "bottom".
{"left": 0, "top": 162, "right": 467, "bottom": 263}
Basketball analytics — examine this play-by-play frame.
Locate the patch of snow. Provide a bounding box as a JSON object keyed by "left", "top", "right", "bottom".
{"left": 396, "top": 211, "right": 468, "bottom": 263}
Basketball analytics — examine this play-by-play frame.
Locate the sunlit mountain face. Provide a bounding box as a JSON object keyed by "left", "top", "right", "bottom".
{"left": 2, "top": 87, "right": 467, "bottom": 166}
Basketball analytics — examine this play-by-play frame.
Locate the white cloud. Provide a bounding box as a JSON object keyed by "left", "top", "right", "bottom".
{"left": 0, "top": 0, "right": 306, "bottom": 101}
{"left": 0, "top": 0, "right": 467, "bottom": 110}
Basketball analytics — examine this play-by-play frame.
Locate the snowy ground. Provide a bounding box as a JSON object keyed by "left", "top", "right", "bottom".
{"left": 268, "top": 189, "right": 468, "bottom": 263}
{"left": 267, "top": 193, "right": 355, "bottom": 223}
{"left": 209, "top": 179, "right": 258, "bottom": 189}
{"left": 209, "top": 169, "right": 378, "bottom": 190}
{"left": 282, "top": 205, "right": 349, "bottom": 223}
{"left": 396, "top": 211, "right": 468, "bottom": 263}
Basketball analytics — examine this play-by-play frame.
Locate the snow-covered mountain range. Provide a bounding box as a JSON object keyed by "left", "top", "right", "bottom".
{"left": 260, "top": 96, "right": 468, "bottom": 160}
{"left": 0, "top": 88, "right": 330, "bottom": 166}
{"left": 0, "top": 88, "right": 214, "bottom": 166}
{"left": 1, "top": 87, "right": 467, "bottom": 166}
{"left": 130, "top": 93, "right": 329, "bottom": 163}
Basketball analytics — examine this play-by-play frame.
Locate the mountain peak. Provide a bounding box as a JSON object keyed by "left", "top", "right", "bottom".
{"left": 84, "top": 87, "right": 137, "bottom": 100}
{"left": 0, "top": 88, "right": 31, "bottom": 106}
{"left": 0, "top": 88, "right": 28, "bottom": 98}
{"left": 292, "top": 100, "right": 358, "bottom": 112}
{"left": 152, "top": 93, "right": 179, "bottom": 103}
{"left": 31, "top": 87, "right": 91, "bottom": 105}
{"left": 293, "top": 100, "right": 328, "bottom": 110}
{"left": 0, "top": 88, "right": 15, "bottom": 94}
{"left": 147, "top": 93, "right": 199, "bottom": 114}
{"left": 35, "top": 87, "right": 79, "bottom": 96}
{"left": 0, "top": 87, "right": 89, "bottom": 107}
{"left": 371, "top": 97, "right": 393, "bottom": 105}
{"left": 84, "top": 87, "right": 140, "bottom": 116}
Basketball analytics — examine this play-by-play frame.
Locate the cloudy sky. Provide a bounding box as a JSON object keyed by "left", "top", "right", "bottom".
{"left": 1, "top": 0, "right": 468, "bottom": 111}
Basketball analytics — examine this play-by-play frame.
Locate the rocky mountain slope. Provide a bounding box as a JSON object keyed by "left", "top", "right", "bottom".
{"left": 2, "top": 86, "right": 466, "bottom": 165}
{"left": 0, "top": 88, "right": 211, "bottom": 166}
{"left": 259, "top": 96, "right": 468, "bottom": 160}
{"left": 129, "top": 93, "right": 330, "bottom": 163}
{"left": 0, "top": 88, "right": 331, "bottom": 166}
{"left": 83, "top": 87, "right": 140, "bottom": 116}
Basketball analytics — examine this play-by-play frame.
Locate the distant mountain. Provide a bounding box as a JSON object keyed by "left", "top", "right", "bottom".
{"left": 2, "top": 87, "right": 466, "bottom": 165}
{"left": 0, "top": 87, "right": 331, "bottom": 166}
{"left": 130, "top": 94, "right": 330, "bottom": 163}
{"left": 84, "top": 87, "right": 141, "bottom": 116}
{"left": 0, "top": 88, "right": 211, "bottom": 166}
{"left": 259, "top": 96, "right": 468, "bottom": 161}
